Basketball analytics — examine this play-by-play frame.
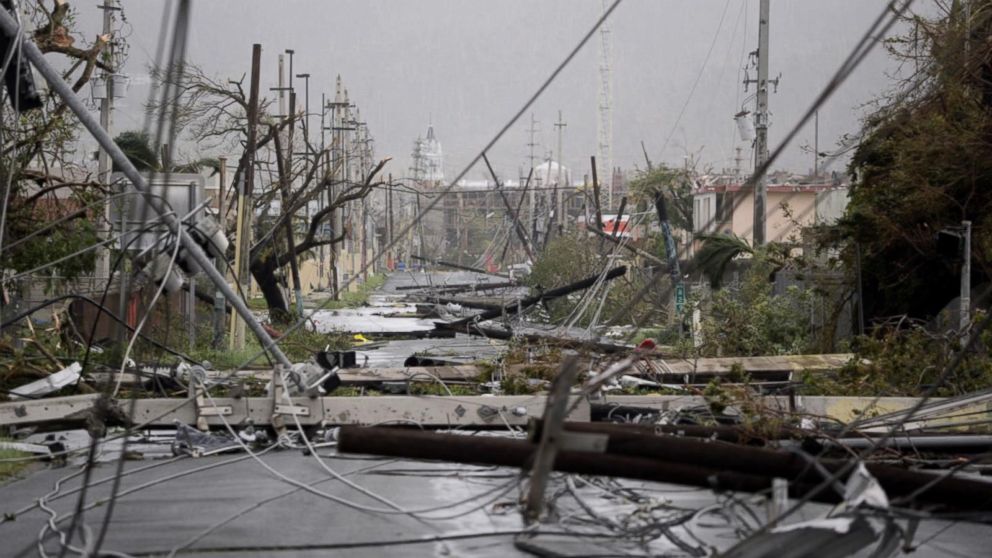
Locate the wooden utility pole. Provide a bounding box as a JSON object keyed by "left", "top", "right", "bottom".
{"left": 590, "top": 156, "right": 604, "bottom": 230}
{"left": 554, "top": 110, "right": 567, "bottom": 228}
{"left": 212, "top": 156, "right": 227, "bottom": 348}
{"left": 230, "top": 43, "right": 261, "bottom": 350}
{"left": 285, "top": 91, "right": 305, "bottom": 315}
{"left": 482, "top": 153, "right": 534, "bottom": 262}
{"left": 387, "top": 173, "right": 394, "bottom": 268}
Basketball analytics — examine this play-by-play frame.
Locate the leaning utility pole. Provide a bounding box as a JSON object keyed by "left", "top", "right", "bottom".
{"left": 230, "top": 43, "right": 262, "bottom": 351}
{"left": 526, "top": 114, "right": 539, "bottom": 241}
{"left": 751, "top": 0, "right": 771, "bottom": 246}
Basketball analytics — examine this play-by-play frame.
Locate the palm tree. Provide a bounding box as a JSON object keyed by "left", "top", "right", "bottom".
{"left": 113, "top": 131, "right": 160, "bottom": 172}
{"left": 693, "top": 233, "right": 753, "bottom": 289}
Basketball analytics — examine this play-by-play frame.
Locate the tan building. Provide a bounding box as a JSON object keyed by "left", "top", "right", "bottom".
{"left": 691, "top": 179, "right": 848, "bottom": 252}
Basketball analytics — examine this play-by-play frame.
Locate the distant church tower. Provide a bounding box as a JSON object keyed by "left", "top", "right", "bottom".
{"left": 422, "top": 124, "right": 444, "bottom": 184}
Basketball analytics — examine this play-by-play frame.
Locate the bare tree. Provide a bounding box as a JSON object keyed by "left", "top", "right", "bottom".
{"left": 149, "top": 62, "right": 390, "bottom": 320}
{"left": 1, "top": 0, "right": 120, "bottom": 282}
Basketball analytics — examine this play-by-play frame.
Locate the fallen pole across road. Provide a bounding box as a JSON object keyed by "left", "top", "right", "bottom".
{"left": 337, "top": 425, "right": 992, "bottom": 513}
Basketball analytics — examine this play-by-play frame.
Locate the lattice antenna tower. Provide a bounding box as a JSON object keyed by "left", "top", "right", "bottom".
{"left": 526, "top": 113, "right": 540, "bottom": 171}
{"left": 597, "top": 0, "right": 614, "bottom": 208}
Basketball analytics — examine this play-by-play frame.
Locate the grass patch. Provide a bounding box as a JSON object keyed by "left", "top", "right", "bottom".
{"left": 321, "top": 274, "right": 386, "bottom": 310}
{"left": 189, "top": 328, "right": 352, "bottom": 370}
{"left": 246, "top": 297, "right": 269, "bottom": 310}
{"left": 0, "top": 440, "right": 29, "bottom": 482}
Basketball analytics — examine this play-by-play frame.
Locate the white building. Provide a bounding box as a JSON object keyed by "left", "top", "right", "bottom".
{"left": 422, "top": 125, "right": 444, "bottom": 183}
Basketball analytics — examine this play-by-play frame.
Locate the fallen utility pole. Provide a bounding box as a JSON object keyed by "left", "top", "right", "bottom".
{"left": 442, "top": 266, "right": 627, "bottom": 329}
{"left": 411, "top": 255, "right": 510, "bottom": 279}
{"left": 543, "top": 421, "right": 992, "bottom": 512}
{"left": 482, "top": 152, "right": 535, "bottom": 262}
{"left": 462, "top": 323, "right": 631, "bottom": 353}
{"left": 337, "top": 426, "right": 992, "bottom": 513}
{"left": 526, "top": 355, "right": 580, "bottom": 520}
{"left": 337, "top": 426, "right": 838, "bottom": 506}
{"left": 394, "top": 281, "right": 518, "bottom": 292}
{"left": 0, "top": 16, "right": 292, "bottom": 368}
{"left": 430, "top": 297, "right": 505, "bottom": 313}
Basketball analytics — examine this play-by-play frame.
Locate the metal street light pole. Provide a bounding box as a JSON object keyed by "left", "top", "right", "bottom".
{"left": 295, "top": 72, "right": 311, "bottom": 151}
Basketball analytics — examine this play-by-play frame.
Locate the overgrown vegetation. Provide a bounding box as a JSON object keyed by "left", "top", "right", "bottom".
{"left": 526, "top": 235, "right": 668, "bottom": 327}
{"left": 695, "top": 248, "right": 821, "bottom": 357}
{"left": 838, "top": 1, "right": 992, "bottom": 321}
{"left": 0, "top": 1, "right": 123, "bottom": 284}
{"left": 802, "top": 316, "right": 992, "bottom": 396}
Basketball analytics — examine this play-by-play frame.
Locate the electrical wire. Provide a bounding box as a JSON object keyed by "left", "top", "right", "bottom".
{"left": 655, "top": 0, "right": 732, "bottom": 161}
{"left": 199, "top": 379, "right": 520, "bottom": 518}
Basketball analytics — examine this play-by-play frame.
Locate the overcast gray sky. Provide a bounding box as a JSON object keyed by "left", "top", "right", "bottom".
{"left": 75, "top": 0, "right": 905, "bottom": 182}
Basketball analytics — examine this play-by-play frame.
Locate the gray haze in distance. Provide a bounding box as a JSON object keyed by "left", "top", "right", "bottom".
{"left": 76, "top": 0, "right": 904, "bottom": 181}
